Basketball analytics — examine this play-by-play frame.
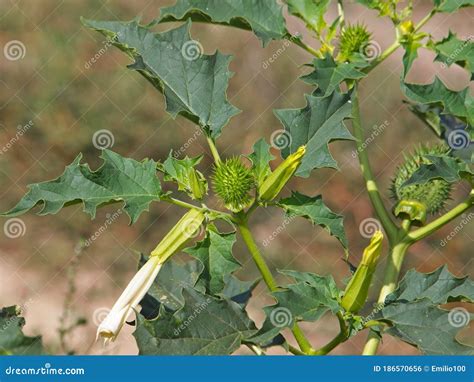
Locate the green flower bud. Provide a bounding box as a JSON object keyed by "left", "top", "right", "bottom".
{"left": 390, "top": 145, "right": 452, "bottom": 215}
{"left": 150, "top": 208, "right": 205, "bottom": 263}
{"left": 341, "top": 231, "right": 383, "bottom": 314}
{"left": 212, "top": 157, "right": 255, "bottom": 212}
{"left": 338, "top": 23, "right": 372, "bottom": 62}
{"left": 188, "top": 168, "right": 206, "bottom": 200}
{"left": 259, "top": 146, "right": 306, "bottom": 202}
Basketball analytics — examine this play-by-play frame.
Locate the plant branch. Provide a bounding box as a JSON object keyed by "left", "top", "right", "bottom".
{"left": 362, "top": 240, "right": 410, "bottom": 355}
{"left": 311, "top": 312, "right": 349, "bottom": 355}
{"left": 287, "top": 34, "right": 321, "bottom": 57}
{"left": 237, "top": 217, "right": 315, "bottom": 354}
{"left": 407, "top": 190, "right": 474, "bottom": 243}
{"left": 206, "top": 135, "right": 221, "bottom": 164}
{"left": 352, "top": 89, "right": 398, "bottom": 242}
{"left": 363, "top": 9, "right": 436, "bottom": 74}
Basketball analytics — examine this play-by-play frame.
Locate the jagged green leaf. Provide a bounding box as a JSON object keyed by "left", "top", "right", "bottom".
{"left": 286, "top": 0, "right": 330, "bottom": 32}
{"left": 301, "top": 56, "right": 367, "bottom": 97}
{"left": 247, "top": 138, "right": 275, "bottom": 186}
{"left": 0, "top": 306, "right": 44, "bottom": 355}
{"left": 274, "top": 91, "right": 354, "bottom": 177}
{"left": 250, "top": 270, "right": 340, "bottom": 345}
{"left": 134, "top": 288, "right": 256, "bottom": 355}
{"left": 380, "top": 299, "right": 473, "bottom": 355}
{"left": 184, "top": 229, "right": 240, "bottom": 295}
{"left": 434, "top": 0, "right": 474, "bottom": 12}
{"left": 401, "top": 39, "right": 422, "bottom": 77}
{"left": 220, "top": 275, "right": 260, "bottom": 308}
{"left": 402, "top": 154, "right": 473, "bottom": 187}
{"left": 386, "top": 266, "right": 474, "bottom": 304}
{"left": 431, "top": 31, "right": 474, "bottom": 79}
{"left": 278, "top": 191, "right": 348, "bottom": 248}
{"left": 377, "top": 267, "right": 474, "bottom": 355}
{"left": 82, "top": 19, "right": 240, "bottom": 137}
{"left": 139, "top": 257, "right": 205, "bottom": 317}
{"left": 162, "top": 153, "right": 208, "bottom": 200}
{"left": 401, "top": 77, "right": 474, "bottom": 126}
{"left": 2, "top": 150, "right": 162, "bottom": 224}
{"left": 158, "top": 0, "right": 287, "bottom": 46}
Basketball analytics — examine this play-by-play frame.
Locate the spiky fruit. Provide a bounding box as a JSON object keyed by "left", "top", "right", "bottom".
{"left": 390, "top": 145, "right": 452, "bottom": 215}
{"left": 338, "top": 24, "right": 371, "bottom": 61}
{"left": 212, "top": 157, "right": 254, "bottom": 212}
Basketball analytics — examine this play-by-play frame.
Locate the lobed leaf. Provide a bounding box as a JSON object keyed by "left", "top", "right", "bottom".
{"left": 301, "top": 56, "right": 367, "bottom": 97}
{"left": 286, "top": 0, "right": 331, "bottom": 32}
{"left": 184, "top": 229, "right": 241, "bottom": 295}
{"left": 134, "top": 288, "right": 256, "bottom": 355}
{"left": 247, "top": 138, "right": 275, "bottom": 186}
{"left": 278, "top": 191, "right": 348, "bottom": 248}
{"left": 82, "top": 19, "right": 240, "bottom": 137}
{"left": 274, "top": 90, "right": 354, "bottom": 177}
{"left": 402, "top": 154, "right": 473, "bottom": 187}
{"left": 0, "top": 306, "right": 44, "bottom": 355}
{"left": 401, "top": 77, "right": 474, "bottom": 126}
{"left": 158, "top": 0, "right": 287, "bottom": 46}
{"left": 2, "top": 150, "right": 162, "bottom": 224}
{"left": 377, "top": 267, "right": 474, "bottom": 355}
{"left": 433, "top": 0, "right": 474, "bottom": 12}
{"left": 431, "top": 31, "right": 474, "bottom": 80}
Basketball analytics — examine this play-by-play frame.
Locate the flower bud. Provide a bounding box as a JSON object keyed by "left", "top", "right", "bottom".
{"left": 341, "top": 231, "right": 383, "bottom": 314}
{"left": 259, "top": 145, "right": 306, "bottom": 201}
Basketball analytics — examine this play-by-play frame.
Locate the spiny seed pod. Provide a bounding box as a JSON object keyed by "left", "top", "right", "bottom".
{"left": 338, "top": 23, "right": 371, "bottom": 61}
{"left": 341, "top": 231, "right": 383, "bottom": 314}
{"left": 259, "top": 146, "right": 306, "bottom": 202}
{"left": 150, "top": 208, "right": 205, "bottom": 263}
{"left": 390, "top": 145, "right": 452, "bottom": 215}
{"left": 212, "top": 157, "right": 255, "bottom": 212}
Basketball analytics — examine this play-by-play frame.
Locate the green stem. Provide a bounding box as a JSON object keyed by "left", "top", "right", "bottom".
{"left": 362, "top": 240, "right": 410, "bottom": 355}
{"left": 407, "top": 190, "right": 474, "bottom": 243}
{"left": 206, "top": 135, "right": 221, "bottom": 164}
{"left": 352, "top": 89, "right": 398, "bottom": 243}
{"left": 163, "top": 196, "right": 237, "bottom": 223}
{"left": 287, "top": 34, "right": 322, "bottom": 57}
{"left": 363, "top": 9, "right": 435, "bottom": 74}
{"left": 311, "top": 312, "right": 349, "bottom": 355}
{"left": 237, "top": 218, "right": 315, "bottom": 354}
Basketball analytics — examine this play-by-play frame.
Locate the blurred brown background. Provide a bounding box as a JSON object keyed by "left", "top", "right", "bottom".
{"left": 0, "top": 0, "right": 472, "bottom": 355}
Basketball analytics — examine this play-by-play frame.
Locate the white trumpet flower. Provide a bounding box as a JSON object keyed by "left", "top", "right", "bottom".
{"left": 97, "top": 256, "right": 162, "bottom": 342}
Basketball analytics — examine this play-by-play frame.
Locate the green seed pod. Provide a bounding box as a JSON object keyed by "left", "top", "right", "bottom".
{"left": 390, "top": 145, "right": 452, "bottom": 215}
{"left": 338, "top": 23, "right": 371, "bottom": 62}
{"left": 259, "top": 146, "right": 306, "bottom": 202}
{"left": 212, "top": 157, "right": 255, "bottom": 212}
{"left": 341, "top": 231, "right": 383, "bottom": 314}
{"left": 150, "top": 208, "right": 205, "bottom": 263}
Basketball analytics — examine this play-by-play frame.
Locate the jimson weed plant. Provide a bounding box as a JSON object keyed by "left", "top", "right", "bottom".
{"left": 1, "top": 0, "right": 473, "bottom": 356}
